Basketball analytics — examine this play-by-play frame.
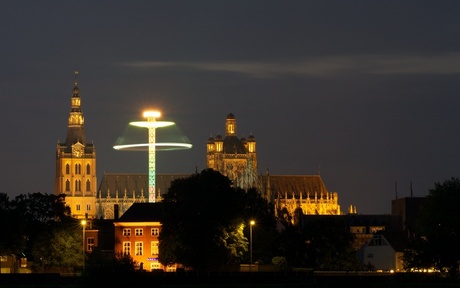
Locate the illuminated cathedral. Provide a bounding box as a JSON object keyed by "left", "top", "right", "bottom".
{"left": 206, "top": 113, "right": 343, "bottom": 218}
{"left": 55, "top": 77, "right": 345, "bottom": 220}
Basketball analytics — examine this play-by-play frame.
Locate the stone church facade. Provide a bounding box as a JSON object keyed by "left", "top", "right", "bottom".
{"left": 55, "top": 73, "right": 97, "bottom": 219}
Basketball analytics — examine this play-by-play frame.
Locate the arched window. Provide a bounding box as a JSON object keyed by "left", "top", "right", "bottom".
{"left": 65, "top": 179, "right": 70, "bottom": 191}
{"left": 75, "top": 164, "right": 81, "bottom": 175}
{"left": 65, "top": 164, "right": 70, "bottom": 174}
{"left": 86, "top": 164, "right": 91, "bottom": 174}
{"left": 86, "top": 179, "right": 91, "bottom": 191}
{"left": 75, "top": 180, "right": 81, "bottom": 191}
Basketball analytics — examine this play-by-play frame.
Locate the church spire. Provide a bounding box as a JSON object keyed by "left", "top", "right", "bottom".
{"left": 65, "top": 70, "right": 86, "bottom": 145}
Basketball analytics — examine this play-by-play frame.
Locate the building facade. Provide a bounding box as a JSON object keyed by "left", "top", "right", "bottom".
{"left": 113, "top": 203, "right": 181, "bottom": 271}
{"left": 55, "top": 74, "right": 97, "bottom": 219}
{"left": 206, "top": 113, "right": 259, "bottom": 191}
{"left": 267, "top": 174, "right": 342, "bottom": 217}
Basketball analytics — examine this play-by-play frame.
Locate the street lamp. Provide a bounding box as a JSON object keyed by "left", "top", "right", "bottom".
{"left": 250, "top": 220, "right": 255, "bottom": 270}
{"left": 81, "top": 220, "right": 86, "bottom": 272}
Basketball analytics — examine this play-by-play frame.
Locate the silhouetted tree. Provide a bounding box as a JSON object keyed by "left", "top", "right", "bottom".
{"left": 281, "top": 214, "right": 361, "bottom": 270}
{"left": 1, "top": 192, "right": 72, "bottom": 266}
{"left": 407, "top": 177, "right": 460, "bottom": 277}
{"left": 0, "top": 193, "right": 25, "bottom": 255}
{"left": 159, "top": 169, "right": 248, "bottom": 271}
{"left": 86, "top": 249, "right": 136, "bottom": 274}
{"left": 302, "top": 216, "right": 360, "bottom": 270}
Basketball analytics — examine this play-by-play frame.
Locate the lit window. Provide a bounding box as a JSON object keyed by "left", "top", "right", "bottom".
{"left": 151, "top": 241, "right": 159, "bottom": 255}
{"left": 87, "top": 237, "right": 95, "bottom": 251}
{"left": 135, "top": 228, "right": 143, "bottom": 236}
{"left": 123, "top": 242, "right": 131, "bottom": 255}
{"left": 151, "top": 262, "right": 160, "bottom": 271}
{"left": 135, "top": 242, "right": 143, "bottom": 255}
{"left": 151, "top": 228, "right": 159, "bottom": 236}
{"left": 123, "top": 229, "right": 131, "bottom": 236}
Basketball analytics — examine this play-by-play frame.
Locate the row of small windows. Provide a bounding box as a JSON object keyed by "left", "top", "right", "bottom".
{"left": 76, "top": 204, "right": 91, "bottom": 211}
{"left": 65, "top": 179, "right": 91, "bottom": 191}
{"left": 123, "top": 228, "right": 159, "bottom": 237}
{"left": 123, "top": 241, "right": 159, "bottom": 256}
{"left": 65, "top": 163, "right": 91, "bottom": 175}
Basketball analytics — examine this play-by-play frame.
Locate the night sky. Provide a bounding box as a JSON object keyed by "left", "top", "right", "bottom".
{"left": 2, "top": 1, "right": 460, "bottom": 214}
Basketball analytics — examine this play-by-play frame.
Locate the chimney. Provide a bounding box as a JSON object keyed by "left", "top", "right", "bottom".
{"left": 114, "top": 204, "right": 119, "bottom": 220}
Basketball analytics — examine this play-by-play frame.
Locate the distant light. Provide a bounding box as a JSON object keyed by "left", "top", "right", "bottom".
{"left": 81, "top": 220, "right": 87, "bottom": 226}
{"left": 144, "top": 111, "right": 161, "bottom": 118}
{"left": 250, "top": 220, "right": 255, "bottom": 226}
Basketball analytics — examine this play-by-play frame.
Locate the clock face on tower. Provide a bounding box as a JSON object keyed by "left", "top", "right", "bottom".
{"left": 73, "top": 146, "right": 83, "bottom": 157}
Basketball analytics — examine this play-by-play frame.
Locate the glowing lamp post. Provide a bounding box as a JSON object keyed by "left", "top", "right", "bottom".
{"left": 250, "top": 220, "right": 255, "bottom": 270}
{"left": 81, "top": 220, "right": 86, "bottom": 272}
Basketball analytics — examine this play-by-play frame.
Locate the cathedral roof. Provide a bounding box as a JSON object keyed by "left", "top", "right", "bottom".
{"left": 223, "top": 136, "right": 247, "bottom": 154}
{"left": 98, "top": 173, "right": 189, "bottom": 198}
{"left": 261, "top": 175, "right": 330, "bottom": 198}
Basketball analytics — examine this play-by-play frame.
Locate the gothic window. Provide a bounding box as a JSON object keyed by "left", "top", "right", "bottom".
{"left": 75, "top": 164, "right": 81, "bottom": 174}
{"left": 65, "top": 164, "right": 70, "bottom": 174}
{"left": 86, "top": 164, "right": 90, "bottom": 174}
{"left": 86, "top": 179, "right": 91, "bottom": 191}
{"left": 75, "top": 180, "right": 81, "bottom": 191}
{"left": 123, "top": 242, "right": 131, "bottom": 255}
{"left": 135, "top": 242, "right": 143, "bottom": 255}
{"left": 65, "top": 179, "right": 70, "bottom": 191}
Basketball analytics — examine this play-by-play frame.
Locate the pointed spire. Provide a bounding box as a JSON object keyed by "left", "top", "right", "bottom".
{"left": 66, "top": 71, "right": 86, "bottom": 145}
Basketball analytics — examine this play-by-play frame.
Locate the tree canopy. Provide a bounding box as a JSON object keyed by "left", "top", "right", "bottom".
{"left": 158, "top": 169, "right": 280, "bottom": 271}
{"left": 0, "top": 192, "right": 79, "bottom": 272}
{"left": 405, "top": 177, "right": 460, "bottom": 276}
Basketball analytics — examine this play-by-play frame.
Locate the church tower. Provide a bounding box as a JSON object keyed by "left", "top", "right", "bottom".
{"left": 55, "top": 72, "right": 97, "bottom": 219}
{"left": 206, "top": 113, "right": 258, "bottom": 190}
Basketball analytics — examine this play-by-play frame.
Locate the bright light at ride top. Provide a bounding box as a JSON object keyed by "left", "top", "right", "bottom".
{"left": 143, "top": 110, "right": 161, "bottom": 118}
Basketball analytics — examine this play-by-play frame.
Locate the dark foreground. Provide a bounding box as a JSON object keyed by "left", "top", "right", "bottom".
{"left": 1, "top": 271, "right": 459, "bottom": 288}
